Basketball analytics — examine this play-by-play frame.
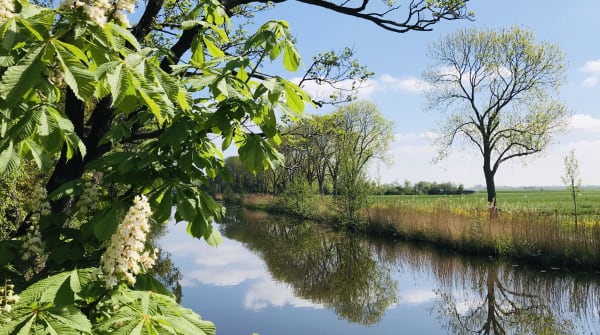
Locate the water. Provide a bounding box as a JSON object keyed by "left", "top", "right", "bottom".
{"left": 160, "top": 207, "right": 600, "bottom": 335}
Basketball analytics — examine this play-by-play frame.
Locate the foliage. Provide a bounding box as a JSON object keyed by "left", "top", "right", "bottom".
{"left": 0, "top": 0, "right": 313, "bottom": 332}
{"left": 422, "top": 26, "right": 569, "bottom": 207}
{"left": 330, "top": 101, "right": 393, "bottom": 226}
{"left": 0, "top": 162, "right": 46, "bottom": 239}
{"left": 0, "top": 268, "right": 215, "bottom": 335}
{"left": 382, "top": 180, "right": 465, "bottom": 195}
{"left": 279, "top": 179, "right": 317, "bottom": 218}
{"left": 222, "top": 101, "right": 394, "bottom": 226}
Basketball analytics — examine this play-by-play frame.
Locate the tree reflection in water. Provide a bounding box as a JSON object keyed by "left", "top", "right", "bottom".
{"left": 219, "top": 208, "right": 397, "bottom": 325}
{"left": 217, "top": 208, "right": 599, "bottom": 333}
{"left": 370, "top": 237, "right": 599, "bottom": 335}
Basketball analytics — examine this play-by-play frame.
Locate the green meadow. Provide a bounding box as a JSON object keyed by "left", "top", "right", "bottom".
{"left": 370, "top": 188, "right": 600, "bottom": 216}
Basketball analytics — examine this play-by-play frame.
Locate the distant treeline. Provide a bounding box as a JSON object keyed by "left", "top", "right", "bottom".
{"left": 381, "top": 181, "right": 469, "bottom": 195}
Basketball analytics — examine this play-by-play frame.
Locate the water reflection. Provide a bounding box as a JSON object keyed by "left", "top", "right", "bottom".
{"left": 162, "top": 207, "right": 600, "bottom": 334}
{"left": 219, "top": 208, "right": 398, "bottom": 325}
{"left": 370, "top": 234, "right": 600, "bottom": 334}
{"left": 435, "top": 267, "right": 575, "bottom": 334}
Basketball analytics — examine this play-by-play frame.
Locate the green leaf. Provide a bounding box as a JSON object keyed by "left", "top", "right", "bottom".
{"left": 91, "top": 205, "right": 119, "bottom": 241}
{"left": 24, "top": 138, "right": 52, "bottom": 171}
{"left": 181, "top": 20, "right": 204, "bottom": 30}
{"left": 16, "top": 16, "right": 45, "bottom": 41}
{"left": 215, "top": 77, "right": 228, "bottom": 97}
{"left": 283, "top": 44, "right": 300, "bottom": 71}
{"left": 204, "top": 228, "right": 222, "bottom": 247}
{"left": 104, "top": 22, "right": 140, "bottom": 51}
{"left": 237, "top": 134, "right": 264, "bottom": 172}
{"left": 134, "top": 274, "right": 175, "bottom": 299}
{"left": 178, "top": 195, "right": 197, "bottom": 223}
{"left": 0, "top": 44, "right": 44, "bottom": 107}
{"left": 137, "top": 83, "right": 164, "bottom": 124}
{"left": 191, "top": 35, "right": 205, "bottom": 66}
{"left": 53, "top": 275, "right": 75, "bottom": 306}
{"left": 0, "top": 142, "right": 20, "bottom": 175}
{"left": 284, "top": 85, "right": 304, "bottom": 113}
{"left": 154, "top": 187, "right": 173, "bottom": 223}
{"left": 106, "top": 64, "right": 127, "bottom": 106}
{"left": 186, "top": 215, "right": 208, "bottom": 239}
{"left": 95, "top": 288, "right": 215, "bottom": 335}
{"left": 47, "top": 179, "right": 80, "bottom": 200}
{"left": 51, "top": 40, "right": 95, "bottom": 101}
{"left": 203, "top": 36, "right": 224, "bottom": 58}
{"left": 0, "top": 18, "right": 17, "bottom": 50}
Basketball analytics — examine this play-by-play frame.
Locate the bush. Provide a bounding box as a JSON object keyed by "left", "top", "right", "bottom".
{"left": 280, "top": 180, "right": 317, "bottom": 218}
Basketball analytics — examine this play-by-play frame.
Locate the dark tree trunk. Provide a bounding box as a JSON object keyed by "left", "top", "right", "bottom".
{"left": 483, "top": 150, "right": 497, "bottom": 219}
{"left": 484, "top": 169, "right": 496, "bottom": 208}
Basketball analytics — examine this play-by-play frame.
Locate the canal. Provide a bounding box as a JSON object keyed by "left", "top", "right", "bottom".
{"left": 160, "top": 207, "right": 599, "bottom": 334}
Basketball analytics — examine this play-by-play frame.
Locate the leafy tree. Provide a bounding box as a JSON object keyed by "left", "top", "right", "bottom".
{"left": 422, "top": 27, "right": 569, "bottom": 209}
{"left": 332, "top": 101, "right": 394, "bottom": 225}
{"left": 561, "top": 149, "right": 582, "bottom": 227}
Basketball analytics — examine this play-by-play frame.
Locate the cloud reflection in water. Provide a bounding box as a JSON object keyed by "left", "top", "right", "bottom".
{"left": 160, "top": 222, "right": 321, "bottom": 310}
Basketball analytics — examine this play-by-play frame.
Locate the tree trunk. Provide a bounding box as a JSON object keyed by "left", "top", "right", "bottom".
{"left": 483, "top": 156, "right": 497, "bottom": 219}
{"left": 484, "top": 170, "right": 496, "bottom": 208}
{"left": 571, "top": 187, "right": 578, "bottom": 229}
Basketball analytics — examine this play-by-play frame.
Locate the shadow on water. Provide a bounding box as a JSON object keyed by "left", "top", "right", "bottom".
{"left": 215, "top": 207, "right": 599, "bottom": 334}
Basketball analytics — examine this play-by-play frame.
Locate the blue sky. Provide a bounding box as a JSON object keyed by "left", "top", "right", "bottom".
{"left": 247, "top": 0, "right": 600, "bottom": 187}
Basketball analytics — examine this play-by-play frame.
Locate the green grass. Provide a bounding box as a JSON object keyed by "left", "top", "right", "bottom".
{"left": 370, "top": 189, "right": 600, "bottom": 216}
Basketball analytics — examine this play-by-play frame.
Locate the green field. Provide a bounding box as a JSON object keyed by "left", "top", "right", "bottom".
{"left": 370, "top": 188, "right": 600, "bottom": 216}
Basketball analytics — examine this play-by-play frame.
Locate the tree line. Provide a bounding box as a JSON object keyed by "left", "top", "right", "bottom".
{"left": 215, "top": 100, "right": 393, "bottom": 198}
{"left": 381, "top": 180, "right": 466, "bottom": 195}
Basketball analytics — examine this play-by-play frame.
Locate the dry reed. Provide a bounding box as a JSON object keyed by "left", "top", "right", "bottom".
{"left": 367, "top": 200, "right": 600, "bottom": 270}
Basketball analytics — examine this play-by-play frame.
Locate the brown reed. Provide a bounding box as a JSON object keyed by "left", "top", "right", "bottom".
{"left": 366, "top": 200, "right": 600, "bottom": 270}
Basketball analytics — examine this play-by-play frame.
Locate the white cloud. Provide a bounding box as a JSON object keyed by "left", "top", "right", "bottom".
{"left": 578, "top": 59, "right": 600, "bottom": 88}
{"left": 377, "top": 74, "right": 432, "bottom": 93}
{"left": 579, "top": 60, "right": 600, "bottom": 74}
{"left": 161, "top": 223, "right": 267, "bottom": 287}
{"left": 398, "top": 289, "right": 437, "bottom": 305}
{"left": 569, "top": 114, "right": 600, "bottom": 132}
{"left": 244, "top": 278, "right": 323, "bottom": 310}
{"left": 292, "top": 74, "right": 430, "bottom": 102}
{"left": 182, "top": 266, "right": 264, "bottom": 287}
{"left": 581, "top": 77, "right": 598, "bottom": 88}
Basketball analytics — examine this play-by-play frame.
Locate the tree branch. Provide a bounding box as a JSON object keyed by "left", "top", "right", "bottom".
{"left": 131, "top": 0, "right": 165, "bottom": 41}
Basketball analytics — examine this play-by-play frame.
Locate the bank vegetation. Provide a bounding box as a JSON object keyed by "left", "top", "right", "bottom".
{"left": 231, "top": 192, "right": 600, "bottom": 271}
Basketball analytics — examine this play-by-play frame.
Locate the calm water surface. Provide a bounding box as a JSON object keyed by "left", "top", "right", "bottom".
{"left": 160, "top": 208, "right": 600, "bottom": 335}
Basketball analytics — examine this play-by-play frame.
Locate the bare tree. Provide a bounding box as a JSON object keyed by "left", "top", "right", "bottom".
{"left": 422, "top": 27, "right": 569, "bottom": 209}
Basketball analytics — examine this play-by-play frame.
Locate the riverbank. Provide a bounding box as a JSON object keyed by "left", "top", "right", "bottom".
{"left": 229, "top": 193, "right": 600, "bottom": 271}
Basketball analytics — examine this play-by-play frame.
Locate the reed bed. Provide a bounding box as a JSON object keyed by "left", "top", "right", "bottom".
{"left": 367, "top": 199, "right": 600, "bottom": 270}
{"left": 235, "top": 193, "right": 600, "bottom": 269}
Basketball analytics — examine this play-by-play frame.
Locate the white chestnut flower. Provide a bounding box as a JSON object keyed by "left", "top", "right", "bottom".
{"left": 99, "top": 195, "right": 159, "bottom": 288}
{"left": 0, "top": 0, "right": 15, "bottom": 21}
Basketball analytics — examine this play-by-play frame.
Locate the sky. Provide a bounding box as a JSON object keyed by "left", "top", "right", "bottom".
{"left": 245, "top": 0, "right": 600, "bottom": 187}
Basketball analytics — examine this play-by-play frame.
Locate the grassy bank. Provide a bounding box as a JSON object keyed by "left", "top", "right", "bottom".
{"left": 371, "top": 189, "right": 600, "bottom": 216}
{"left": 233, "top": 191, "right": 600, "bottom": 270}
